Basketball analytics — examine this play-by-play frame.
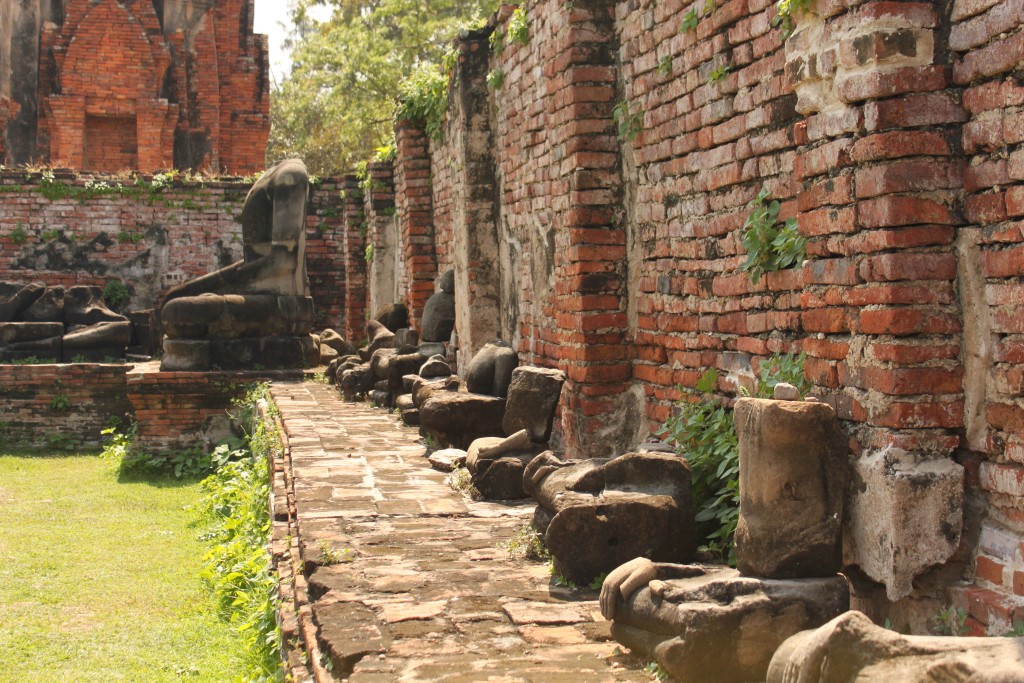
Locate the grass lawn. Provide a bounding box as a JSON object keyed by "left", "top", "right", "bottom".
{"left": 0, "top": 452, "right": 247, "bottom": 682}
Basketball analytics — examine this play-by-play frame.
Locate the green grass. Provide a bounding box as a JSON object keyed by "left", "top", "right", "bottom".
{"left": 0, "top": 452, "right": 248, "bottom": 682}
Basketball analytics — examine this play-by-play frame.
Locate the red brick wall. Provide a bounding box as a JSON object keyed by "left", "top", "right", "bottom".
{"left": 0, "top": 171, "right": 347, "bottom": 331}
{"left": 126, "top": 363, "right": 300, "bottom": 453}
{"left": 373, "top": 0, "right": 1024, "bottom": 623}
{"left": 394, "top": 122, "right": 439, "bottom": 328}
{"left": 949, "top": 0, "right": 1024, "bottom": 632}
{"left": 342, "top": 175, "right": 368, "bottom": 343}
{"left": 0, "top": 363, "right": 133, "bottom": 450}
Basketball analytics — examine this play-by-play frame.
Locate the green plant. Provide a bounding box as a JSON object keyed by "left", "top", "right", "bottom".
{"left": 8, "top": 224, "right": 27, "bottom": 244}
{"left": 657, "top": 55, "right": 673, "bottom": 77}
{"left": 740, "top": 186, "right": 807, "bottom": 284}
{"left": 1004, "top": 620, "right": 1024, "bottom": 637}
{"left": 447, "top": 466, "right": 481, "bottom": 500}
{"left": 589, "top": 572, "right": 609, "bottom": 590}
{"left": 40, "top": 229, "right": 60, "bottom": 242}
{"left": 487, "top": 67, "right": 506, "bottom": 90}
{"left": 102, "top": 280, "right": 132, "bottom": 311}
{"left": 44, "top": 432, "right": 78, "bottom": 451}
{"left": 932, "top": 606, "right": 969, "bottom": 636}
{"left": 194, "top": 384, "right": 282, "bottom": 678}
{"left": 756, "top": 352, "right": 811, "bottom": 398}
{"left": 309, "top": 372, "right": 330, "bottom": 385}
{"left": 364, "top": 243, "right": 375, "bottom": 264}
{"left": 489, "top": 24, "right": 504, "bottom": 53}
{"left": 661, "top": 369, "right": 739, "bottom": 564}
{"left": 508, "top": 6, "right": 529, "bottom": 45}
{"left": 395, "top": 62, "right": 450, "bottom": 141}
{"left": 500, "top": 524, "right": 550, "bottom": 562}
{"left": 50, "top": 393, "right": 71, "bottom": 411}
{"left": 613, "top": 100, "right": 644, "bottom": 142}
{"left": 644, "top": 661, "right": 671, "bottom": 681}
{"left": 374, "top": 142, "right": 398, "bottom": 163}
{"left": 680, "top": 9, "right": 699, "bottom": 32}
{"left": 708, "top": 62, "right": 732, "bottom": 84}
{"left": 773, "top": 0, "right": 815, "bottom": 39}
{"left": 317, "top": 540, "right": 354, "bottom": 566}
{"left": 423, "top": 433, "right": 439, "bottom": 450}
{"left": 549, "top": 562, "right": 576, "bottom": 589}
{"left": 117, "top": 231, "right": 143, "bottom": 244}
{"left": 703, "top": 0, "right": 716, "bottom": 13}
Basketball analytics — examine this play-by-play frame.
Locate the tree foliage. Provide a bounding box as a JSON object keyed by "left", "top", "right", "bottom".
{"left": 268, "top": 0, "right": 501, "bottom": 175}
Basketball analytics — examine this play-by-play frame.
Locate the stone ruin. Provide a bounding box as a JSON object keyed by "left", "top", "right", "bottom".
{"left": 0, "top": 282, "right": 129, "bottom": 362}
{"left": 159, "top": 159, "right": 318, "bottom": 371}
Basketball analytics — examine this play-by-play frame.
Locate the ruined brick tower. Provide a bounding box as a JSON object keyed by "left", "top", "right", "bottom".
{"left": 0, "top": 0, "right": 269, "bottom": 174}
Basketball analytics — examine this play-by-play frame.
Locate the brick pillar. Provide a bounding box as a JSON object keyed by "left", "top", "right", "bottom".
{"left": 788, "top": 1, "right": 969, "bottom": 608}
{"left": 447, "top": 31, "right": 503, "bottom": 369}
{"left": 949, "top": 0, "right": 1024, "bottom": 631}
{"left": 789, "top": 1, "right": 966, "bottom": 456}
{"left": 365, "top": 161, "right": 397, "bottom": 335}
{"left": 394, "top": 121, "right": 438, "bottom": 330}
{"left": 305, "top": 178, "right": 346, "bottom": 332}
{"left": 550, "top": 0, "right": 631, "bottom": 459}
{"left": 341, "top": 175, "right": 367, "bottom": 344}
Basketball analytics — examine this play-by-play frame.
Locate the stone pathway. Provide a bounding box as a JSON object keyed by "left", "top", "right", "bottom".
{"left": 271, "top": 381, "right": 651, "bottom": 683}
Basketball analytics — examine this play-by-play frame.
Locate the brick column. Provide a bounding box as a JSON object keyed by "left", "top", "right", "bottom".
{"left": 948, "top": 0, "right": 1024, "bottom": 632}
{"left": 789, "top": 1, "right": 965, "bottom": 456}
{"left": 394, "top": 121, "right": 438, "bottom": 330}
{"left": 788, "top": 0, "right": 969, "bottom": 610}
{"left": 550, "top": 0, "right": 631, "bottom": 458}
{"left": 305, "top": 178, "right": 346, "bottom": 332}
{"left": 341, "top": 175, "right": 367, "bottom": 343}
{"left": 447, "top": 31, "right": 503, "bottom": 368}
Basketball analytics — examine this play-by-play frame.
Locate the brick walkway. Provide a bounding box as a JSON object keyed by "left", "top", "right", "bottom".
{"left": 271, "top": 381, "right": 650, "bottom": 683}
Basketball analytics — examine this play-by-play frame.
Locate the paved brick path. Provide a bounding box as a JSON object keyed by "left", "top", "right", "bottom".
{"left": 271, "top": 382, "right": 651, "bottom": 683}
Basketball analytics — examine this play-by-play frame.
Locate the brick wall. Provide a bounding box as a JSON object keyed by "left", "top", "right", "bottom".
{"left": 0, "top": 363, "right": 133, "bottom": 450}
{"left": 949, "top": 0, "right": 1024, "bottom": 633}
{"left": 372, "top": 0, "right": 1024, "bottom": 627}
{"left": 126, "top": 363, "right": 301, "bottom": 453}
{"left": 0, "top": 171, "right": 347, "bottom": 331}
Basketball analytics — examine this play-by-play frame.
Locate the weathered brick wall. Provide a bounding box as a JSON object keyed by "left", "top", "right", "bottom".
{"left": 0, "top": 171, "right": 347, "bottom": 331}
{"left": 0, "top": 363, "right": 133, "bottom": 450}
{"left": 126, "top": 363, "right": 301, "bottom": 453}
{"left": 948, "top": 0, "right": 1024, "bottom": 632}
{"left": 393, "top": 122, "right": 438, "bottom": 329}
{"left": 618, "top": 0, "right": 803, "bottom": 427}
{"left": 375, "top": 0, "right": 1024, "bottom": 624}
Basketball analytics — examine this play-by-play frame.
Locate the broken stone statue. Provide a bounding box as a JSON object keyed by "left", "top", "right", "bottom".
{"left": 159, "top": 159, "right": 317, "bottom": 371}
{"left": 417, "top": 340, "right": 520, "bottom": 448}
{"left": 523, "top": 450, "right": 696, "bottom": 585}
{"left": 600, "top": 558, "right": 850, "bottom": 683}
{"left": 0, "top": 282, "right": 130, "bottom": 362}
{"left": 600, "top": 394, "right": 853, "bottom": 683}
{"left": 767, "top": 610, "right": 1024, "bottom": 683}
{"left": 734, "top": 398, "right": 849, "bottom": 578}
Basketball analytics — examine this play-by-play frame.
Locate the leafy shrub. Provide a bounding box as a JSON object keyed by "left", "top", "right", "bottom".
{"left": 741, "top": 186, "right": 806, "bottom": 284}
{"left": 395, "top": 63, "right": 450, "bottom": 141}
{"left": 613, "top": 100, "right": 644, "bottom": 141}
{"left": 487, "top": 67, "right": 506, "bottom": 90}
{"left": 195, "top": 384, "right": 282, "bottom": 679}
{"left": 507, "top": 6, "right": 529, "bottom": 45}
{"left": 8, "top": 224, "right": 27, "bottom": 244}
{"left": 102, "top": 280, "right": 132, "bottom": 311}
{"left": 773, "top": 0, "right": 815, "bottom": 38}
{"left": 660, "top": 353, "right": 808, "bottom": 564}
